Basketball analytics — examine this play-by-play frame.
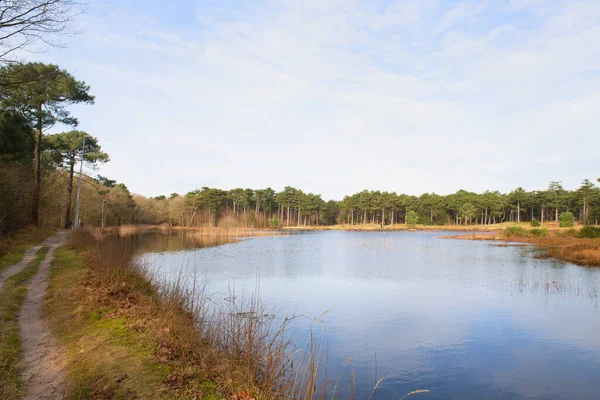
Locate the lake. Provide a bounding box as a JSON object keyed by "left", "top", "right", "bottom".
{"left": 134, "top": 230, "right": 600, "bottom": 399}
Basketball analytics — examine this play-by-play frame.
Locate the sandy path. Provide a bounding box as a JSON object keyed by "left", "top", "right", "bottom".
{"left": 18, "top": 231, "right": 68, "bottom": 400}
{"left": 0, "top": 234, "right": 60, "bottom": 290}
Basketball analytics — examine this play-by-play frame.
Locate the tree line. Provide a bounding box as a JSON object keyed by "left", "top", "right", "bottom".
{"left": 128, "top": 181, "right": 600, "bottom": 229}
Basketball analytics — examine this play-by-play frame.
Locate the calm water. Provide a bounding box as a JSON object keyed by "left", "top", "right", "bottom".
{"left": 134, "top": 230, "right": 600, "bottom": 399}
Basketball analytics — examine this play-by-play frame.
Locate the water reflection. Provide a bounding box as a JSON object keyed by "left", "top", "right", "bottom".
{"left": 126, "top": 229, "right": 239, "bottom": 254}
{"left": 132, "top": 230, "right": 600, "bottom": 400}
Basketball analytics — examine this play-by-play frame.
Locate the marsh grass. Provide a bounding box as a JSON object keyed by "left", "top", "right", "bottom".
{"left": 0, "top": 246, "right": 49, "bottom": 399}
{"left": 115, "top": 225, "right": 285, "bottom": 238}
{"left": 450, "top": 229, "right": 600, "bottom": 267}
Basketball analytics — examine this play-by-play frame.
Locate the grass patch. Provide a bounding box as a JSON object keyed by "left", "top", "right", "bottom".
{"left": 0, "top": 227, "right": 55, "bottom": 272}
{"left": 504, "top": 226, "right": 529, "bottom": 237}
{"left": 0, "top": 246, "right": 49, "bottom": 399}
{"left": 530, "top": 228, "right": 548, "bottom": 237}
{"left": 579, "top": 226, "right": 600, "bottom": 239}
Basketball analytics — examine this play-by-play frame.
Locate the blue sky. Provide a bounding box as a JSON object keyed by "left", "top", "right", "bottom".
{"left": 27, "top": 0, "right": 600, "bottom": 199}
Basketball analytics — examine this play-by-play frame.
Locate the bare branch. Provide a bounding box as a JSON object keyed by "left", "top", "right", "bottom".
{"left": 0, "top": 0, "right": 85, "bottom": 63}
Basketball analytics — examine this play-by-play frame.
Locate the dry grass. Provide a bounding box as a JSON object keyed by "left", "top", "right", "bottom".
{"left": 0, "top": 247, "right": 49, "bottom": 399}
{"left": 284, "top": 222, "right": 583, "bottom": 233}
{"left": 46, "top": 233, "right": 316, "bottom": 399}
{"left": 110, "top": 225, "right": 284, "bottom": 238}
{"left": 445, "top": 228, "right": 600, "bottom": 267}
{"left": 0, "top": 227, "right": 55, "bottom": 271}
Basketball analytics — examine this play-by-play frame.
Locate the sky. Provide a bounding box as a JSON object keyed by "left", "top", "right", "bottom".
{"left": 26, "top": 0, "right": 600, "bottom": 200}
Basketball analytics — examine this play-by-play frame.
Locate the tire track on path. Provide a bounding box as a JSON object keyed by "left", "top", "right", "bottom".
{"left": 18, "top": 231, "right": 68, "bottom": 399}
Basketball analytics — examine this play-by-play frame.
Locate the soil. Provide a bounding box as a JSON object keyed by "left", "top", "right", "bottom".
{"left": 16, "top": 231, "right": 68, "bottom": 399}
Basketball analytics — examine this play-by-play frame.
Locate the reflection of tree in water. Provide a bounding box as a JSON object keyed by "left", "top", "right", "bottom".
{"left": 128, "top": 230, "right": 238, "bottom": 254}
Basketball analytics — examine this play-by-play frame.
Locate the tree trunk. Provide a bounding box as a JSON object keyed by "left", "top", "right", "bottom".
{"left": 517, "top": 201, "right": 521, "bottom": 224}
{"left": 32, "top": 103, "right": 43, "bottom": 226}
{"left": 541, "top": 206, "right": 544, "bottom": 225}
{"left": 64, "top": 161, "right": 76, "bottom": 228}
{"left": 189, "top": 208, "right": 197, "bottom": 227}
{"left": 555, "top": 207, "right": 559, "bottom": 223}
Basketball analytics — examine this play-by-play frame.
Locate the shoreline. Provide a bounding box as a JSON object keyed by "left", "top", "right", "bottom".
{"left": 442, "top": 230, "right": 600, "bottom": 267}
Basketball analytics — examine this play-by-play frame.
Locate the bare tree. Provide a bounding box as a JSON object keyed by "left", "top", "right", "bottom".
{"left": 0, "top": 0, "right": 83, "bottom": 63}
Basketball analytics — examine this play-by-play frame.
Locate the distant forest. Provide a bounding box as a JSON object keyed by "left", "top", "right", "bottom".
{"left": 123, "top": 182, "right": 600, "bottom": 228}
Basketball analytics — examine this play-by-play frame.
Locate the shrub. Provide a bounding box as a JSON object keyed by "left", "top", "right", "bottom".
{"left": 559, "top": 211, "right": 575, "bottom": 227}
{"left": 530, "top": 228, "right": 548, "bottom": 237}
{"left": 530, "top": 219, "right": 541, "bottom": 227}
{"left": 405, "top": 210, "right": 419, "bottom": 228}
{"left": 269, "top": 216, "right": 279, "bottom": 229}
{"left": 504, "top": 226, "right": 529, "bottom": 237}
{"left": 560, "top": 228, "right": 578, "bottom": 237}
{"left": 579, "top": 226, "right": 600, "bottom": 239}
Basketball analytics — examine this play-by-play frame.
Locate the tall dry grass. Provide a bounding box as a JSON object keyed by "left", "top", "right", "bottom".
{"left": 114, "top": 224, "right": 285, "bottom": 238}
{"left": 72, "top": 231, "right": 360, "bottom": 399}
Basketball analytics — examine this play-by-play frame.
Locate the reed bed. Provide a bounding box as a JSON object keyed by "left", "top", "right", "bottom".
{"left": 444, "top": 228, "right": 600, "bottom": 267}
{"left": 115, "top": 225, "right": 284, "bottom": 238}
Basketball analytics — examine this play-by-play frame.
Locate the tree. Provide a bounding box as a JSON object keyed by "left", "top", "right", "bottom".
{"left": 508, "top": 187, "right": 528, "bottom": 224}
{"left": 97, "top": 175, "right": 116, "bottom": 188}
{"left": 548, "top": 181, "right": 566, "bottom": 223}
{"left": 577, "top": 179, "right": 595, "bottom": 225}
{"left": 0, "top": 109, "right": 34, "bottom": 161}
{"left": 0, "top": 62, "right": 94, "bottom": 225}
{"left": 46, "top": 131, "right": 108, "bottom": 227}
{"left": 0, "top": 0, "right": 83, "bottom": 63}
{"left": 559, "top": 211, "right": 575, "bottom": 228}
{"left": 406, "top": 210, "right": 419, "bottom": 227}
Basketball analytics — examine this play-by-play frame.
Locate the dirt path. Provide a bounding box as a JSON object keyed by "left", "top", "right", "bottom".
{"left": 0, "top": 234, "right": 61, "bottom": 290}
{"left": 18, "top": 231, "right": 68, "bottom": 399}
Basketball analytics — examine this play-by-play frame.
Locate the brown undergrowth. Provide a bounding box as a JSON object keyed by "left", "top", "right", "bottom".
{"left": 444, "top": 228, "right": 600, "bottom": 267}
{"left": 0, "top": 227, "right": 55, "bottom": 270}
{"left": 46, "top": 232, "right": 324, "bottom": 399}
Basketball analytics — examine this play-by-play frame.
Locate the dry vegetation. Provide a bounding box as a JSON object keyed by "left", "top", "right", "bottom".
{"left": 114, "top": 225, "right": 284, "bottom": 238}
{"left": 0, "top": 227, "right": 55, "bottom": 271}
{"left": 445, "top": 226, "right": 600, "bottom": 266}
{"left": 282, "top": 222, "right": 579, "bottom": 232}
{"left": 46, "top": 232, "right": 344, "bottom": 399}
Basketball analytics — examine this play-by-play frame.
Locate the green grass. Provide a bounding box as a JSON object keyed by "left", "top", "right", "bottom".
{"left": 504, "top": 226, "right": 529, "bottom": 237}
{"left": 530, "top": 228, "right": 549, "bottom": 237}
{"left": 0, "top": 246, "right": 49, "bottom": 399}
{"left": 579, "top": 226, "right": 600, "bottom": 239}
